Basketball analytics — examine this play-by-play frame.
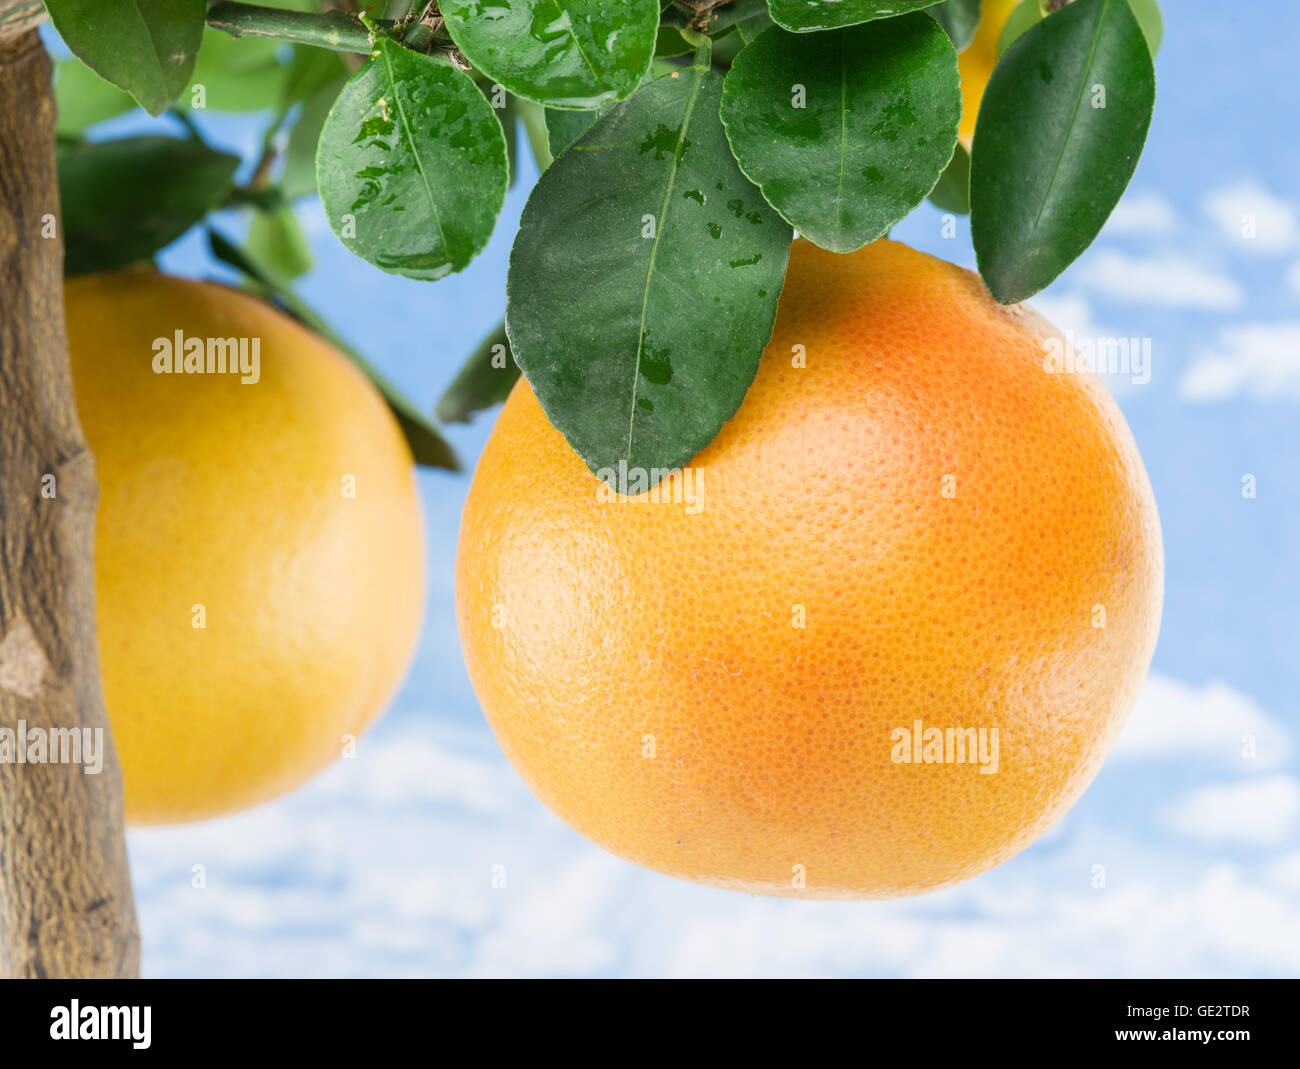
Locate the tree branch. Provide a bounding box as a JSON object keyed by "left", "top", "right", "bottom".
{"left": 205, "top": 0, "right": 402, "bottom": 53}
{"left": 0, "top": 13, "right": 140, "bottom": 978}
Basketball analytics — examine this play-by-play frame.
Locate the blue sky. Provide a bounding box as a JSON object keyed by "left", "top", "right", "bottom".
{"left": 57, "top": 0, "right": 1300, "bottom": 976}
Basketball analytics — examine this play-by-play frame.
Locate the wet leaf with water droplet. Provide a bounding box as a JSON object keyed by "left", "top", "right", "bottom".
{"left": 441, "top": 0, "right": 657, "bottom": 109}
{"left": 970, "top": 0, "right": 1155, "bottom": 302}
{"left": 506, "top": 61, "right": 791, "bottom": 481}
{"left": 316, "top": 40, "right": 508, "bottom": 281}
{"left": 767, "top": 0, "right": 943, "bottom": 34}
{"left": 721, "top": 17, "right": 960, "bottom": 252}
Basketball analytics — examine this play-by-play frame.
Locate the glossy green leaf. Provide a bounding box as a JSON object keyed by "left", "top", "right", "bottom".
{"left": 54, "top": 59, "right": 135, "bottom": 136}
{"left": 440, "top": 0, "right": 658, "bottom": 109}
{"left": 721, "top": 18, "right": 960, "bottom": 252}
{"left": 207, "top": 230, "right": 460, "bottom": 471}
{"left": 247, "top": 206, "right": 314, "bottom": 281}
{"left": 59, "top": 137, "right": 240, "bottom": 276}
{"left": 45, "top": 0, "right": 205, "bottom": 115}
{"left": 436, "top": 321, "right": 521, "bottom": 423}
{"left": 970, "top": 0, "right": 1155, "bottom": 303}
{"left": 316, "top": 39, "right": 508, "bottom": 281}
{"left": 928, "top": 140, "right": 969, "bottom": 213}
{"left": 506, "top": 57, "right": 792, "bottom": 479}
{"left": 929, "top": 0, "right": 982, "bottom": 51}
{"left": 768, "top": 0, "right": 942, "bottom": 34}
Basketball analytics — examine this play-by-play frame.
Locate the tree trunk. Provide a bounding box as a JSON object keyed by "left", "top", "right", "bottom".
{"left": 0, "top": 5, "right": 140, "bottom": 978}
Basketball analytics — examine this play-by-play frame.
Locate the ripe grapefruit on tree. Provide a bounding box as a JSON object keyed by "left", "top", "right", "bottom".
{"left": 65, "top": 271, "right": 425, "bottom": 824}
{"left": 457, "top": 238, "right": 1163, "bottom": 898}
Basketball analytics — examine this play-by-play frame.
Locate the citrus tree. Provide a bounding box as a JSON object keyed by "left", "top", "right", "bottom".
{"left": 0, "top": 0, "right": 1157, "bottom": 976}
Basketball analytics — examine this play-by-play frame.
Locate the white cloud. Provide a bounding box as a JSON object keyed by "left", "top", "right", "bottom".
{"left": 1265, "top": 851, "right": 1300, "bottom": 892}
{"left": 1076, "top": 251, "right": 1244, "bottom": 310}
{"left": 1288, "top": 260, "right": 1300, "bottom": 297}
{"left": 1027, "top": 293, "right": 1101, "bottom": 340}
{"left": 1178, "top": 322, "right": 1300, "bottom": 402}
{"left": 1107, "top": 192, "right": 1177, "bottom": 235}
{"left": 1161, "top": 775, "right": 1300, "bottom": 846}
{"left": 1203, "top": 181, "right": 1300, "bottom": 253}
{"left": 1113, "top": 674, "right": 1293, "bottom": 770}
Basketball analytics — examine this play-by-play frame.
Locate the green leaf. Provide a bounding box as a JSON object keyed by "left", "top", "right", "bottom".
{"left": 929, "top": 0, "right": 982, "bottom": 51}
{"left": 436, "top": 321, "right": 521, "bottom": 424}
{"left": 1000, "top": 0, "right": 1160, "bottom": 58}
{"left": 768, "top": 0, "right": 942, "bottom": 34}
{"left": 720, "top": 18, "right": 960, "bottom": 253}
{"left": 316, "top": 39, "right": 508, "bottom": 281}
{"left": 207, "top": 229, "right": 460, "bottom": 471}
{"left": 544, "top": 102, "right": 612, "bottom": 157}
{"left": 54, "top": 59, "right": 136, "bottom": 136}
{"left": 247, "top": 206, "right": 314, "bottom": 281}
{"left": 283, "top": 78, "right": 346, "bottom": 200}
{"left": 736, "top": 10, "right": 776, "bottom": 43}
{"left": 45, "top": 0, "right": 205, "bottom": 116}
{"left": 928, "top": 139, "right": 969, "bottom": 213}
{"left": 59, "top": 137, "right": 240, "bottom": 276}
{"left": 970, "top": 0, "right": 1155, "bottom": 303}
{"left": 710, "top": 0, "right": 772, "bottom": 31}
{"left": 506, "top": 57, "right": 792, "bottom": 479}
{"left": 997, "top": 0, "right": 1042, "bottom": 55}
{"left": 440, "top": 0, "right": 658, "bottom": 109}
{"left": 1127, "top": 0, "right": 1162, "bottom": 55}
{"left": 654, "top": 25, "right": 694, "bottom": 58}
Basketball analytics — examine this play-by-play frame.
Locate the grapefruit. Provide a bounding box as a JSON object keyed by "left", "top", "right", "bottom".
{"left": 66, "top": 270, "right": 424, "bottom": 824}
{"left": 457, "top": 238, "right": 1162, "bottom": 898}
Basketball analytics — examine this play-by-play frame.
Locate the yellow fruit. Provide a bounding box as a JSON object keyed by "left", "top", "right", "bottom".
{"left": 65, "top": 271, "right": 424, "bottom": 824}
{"left": 958, "top": 0, "right": 1021, "bottom": 148}
{"left": 457, "top": 238, "right": 1162, "bottom": 899}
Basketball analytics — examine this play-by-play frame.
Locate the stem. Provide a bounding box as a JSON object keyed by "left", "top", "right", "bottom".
{"left": 686, "top": 30, "right": 713, "bottom": 68}
{"left": 514, "top": 98, "right": 552, "bottom": 173}
{"left": 205, "top": 1, "right": 401, "bottom": 53}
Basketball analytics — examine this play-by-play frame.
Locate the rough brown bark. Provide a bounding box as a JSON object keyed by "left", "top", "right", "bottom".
{"left": 0, "top": 11, "right": 140, "bottom": 977}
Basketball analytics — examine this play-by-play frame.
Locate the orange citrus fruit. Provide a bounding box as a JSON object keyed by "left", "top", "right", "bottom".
{"left": 66, "top": 271, "right": 425, "bottom": 824}
{"left": 958, "top": 0, "right": 1020, "bottom": 149}
{"left": 457, "top": 238, "right": 1163, "bottom": 898}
